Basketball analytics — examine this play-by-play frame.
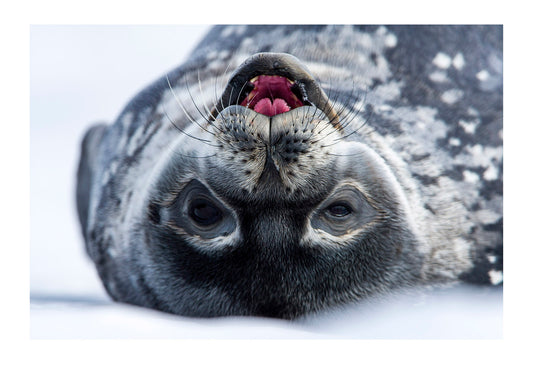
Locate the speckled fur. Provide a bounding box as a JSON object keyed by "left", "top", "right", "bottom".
{"left": 77, "top": 25, "right": 502, "bottom": 318}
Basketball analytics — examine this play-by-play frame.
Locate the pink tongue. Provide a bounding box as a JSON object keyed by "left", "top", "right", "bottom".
{"left": 254, "top": 98, "right": 291, "bottom": 116}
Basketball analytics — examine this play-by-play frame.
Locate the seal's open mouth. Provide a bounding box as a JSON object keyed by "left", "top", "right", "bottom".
{"left": 240, "top": 75, "right": 304, "bottom": 117}
{"left": 211, "top": 52, "right": 340, "bottom": 126}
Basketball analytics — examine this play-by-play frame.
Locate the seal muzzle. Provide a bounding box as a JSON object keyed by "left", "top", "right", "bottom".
{"left": 210, "top": 53, "right": 341, "bottom": 128}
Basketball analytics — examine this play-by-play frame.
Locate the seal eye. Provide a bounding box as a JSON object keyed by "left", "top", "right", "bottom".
{"left": 310, "top": 185, "right": 378, "bottom": 237}
{"left": 326, "top": 202, "right": 353, "bottom": 218}
{"left": 158, "top": 180, "right": 237, "bottom": 239}
{"left": 189, "top": 198, "right": 222, "bottom": 227}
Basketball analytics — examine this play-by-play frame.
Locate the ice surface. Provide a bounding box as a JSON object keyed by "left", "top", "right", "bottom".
{"left": 30, "top": 285, "right": 502, "bottom": 339}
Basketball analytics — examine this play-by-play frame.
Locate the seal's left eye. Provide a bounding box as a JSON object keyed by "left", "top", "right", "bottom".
{"left": 189, "top": 199, "right": 222, "bottom": 227}
{"left": 310, "top": 185, "right": 378, "bottom": 237}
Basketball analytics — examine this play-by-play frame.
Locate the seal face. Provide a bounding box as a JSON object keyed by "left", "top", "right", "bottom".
{"left": 77, "top": 25, "right": 503, "bottom": 318}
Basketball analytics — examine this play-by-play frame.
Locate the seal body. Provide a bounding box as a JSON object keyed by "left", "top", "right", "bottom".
{"left": 77, "top": 25, "right": 503, "bottom": 318}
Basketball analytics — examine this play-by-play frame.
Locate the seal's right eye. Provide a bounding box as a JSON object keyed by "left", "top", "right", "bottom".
{"left": 157, "top": 180, "right": 236, "bottom": 239}
{"left": 189, "top": 198, "right": 222, "bottom": 227}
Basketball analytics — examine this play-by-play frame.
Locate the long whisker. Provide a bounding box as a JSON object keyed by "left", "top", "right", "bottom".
{"left": 323, "top": 106, "right": 374, "bottom": 148}
{"left": 312, "top": 78, "right": 341, "bottom": 135}
{"left": 212, "top": 58, "right": 235, "bottom": 119}
{"left": 161, "top": 99, "right": 212, "bottom": 145}
{"left": 197, "top": 69, "right": 213, "bottom": 118}
{"left": 336, "top": 82, "right": 367, "bottom": 128}
{"left": 323, "top": 79, "right": 355, "bottom": 131}
{"left": 171, "top": 148, "right": 217, "bottom": 159}
{"left": 165, "top": 75, "right": 218, "bottom": 139}
{"left": 332, "top": 83, "right": 373, "bottom": 141}
{"left": 184, "top": 76, "right": 222, "bottom": 135}
{"left": 314, "top": 80, "right": 369, "bottom": 144}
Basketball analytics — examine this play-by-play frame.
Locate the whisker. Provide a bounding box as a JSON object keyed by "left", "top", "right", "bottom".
{"left": 334, "top": 83, "right": 373, "bottom": 140}
{"left": 314, "top": 79, "right": 370, "bottom": 145}
{"left": 312, "top": 78, "right": 341, "bottom": 135}
{"left": 213, "top": 81, "right": 240, "bottom": 126}
{"left": 197, "top": 69, "right": 214, "bottom": 118}
{"left": 165, "top": 75, "right": 218, "bottom": 138}
{"left": 212, "top": 58, "right": 235, "bottom": 119}
{"left": 215, "top": 59, "right": 235, "bottom": 109}
{"left": 235, "top": 76, "right": 253, "bottom": 109}
{"left": 330, "top": 88, "right": 367, "bottom": 138}
{"left": 323, "top": 107, "right": 374, "bottom": 148}
{"left": 171, "top": 149, "right": 217, "bottom": 159}
{"left": 326, "top": 79, "right": 358, "bottom": 129}
{"left": 184, "top": 76, "right": 222, "bottom": 135}
{"left": 161, "top": 99, "right": 213, "bottom": 145}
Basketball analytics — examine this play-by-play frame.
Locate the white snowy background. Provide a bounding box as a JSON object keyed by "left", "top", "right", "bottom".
{"left": 29, "top": 24, "right": 504, "bottom": 340}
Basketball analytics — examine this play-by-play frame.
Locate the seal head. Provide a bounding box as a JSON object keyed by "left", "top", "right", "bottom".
{"left": 138, "top": 53, "right": 423, "bottom": 318}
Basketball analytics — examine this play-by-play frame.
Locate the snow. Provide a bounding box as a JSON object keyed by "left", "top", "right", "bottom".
{"left": 30, "top": 25, "right": 502, "bottom": 340}
{"left": 30, "top": 286, "right": 502, "bottom": 339}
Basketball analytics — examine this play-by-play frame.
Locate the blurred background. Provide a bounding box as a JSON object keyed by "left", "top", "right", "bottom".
{"left": 30, "top": 25, "right": 210, "bottom": 298}
{"left": 29, "top": 25, "right": 502, "bottom": 339}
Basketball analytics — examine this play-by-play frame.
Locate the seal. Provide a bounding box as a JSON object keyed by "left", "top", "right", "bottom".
{"left": 76, "top": 25, "right": 503, "bottom": 319}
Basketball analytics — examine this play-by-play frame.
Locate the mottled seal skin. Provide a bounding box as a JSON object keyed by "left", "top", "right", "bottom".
{"left": 76, "top": 25, "right": 502, "bottom": 319}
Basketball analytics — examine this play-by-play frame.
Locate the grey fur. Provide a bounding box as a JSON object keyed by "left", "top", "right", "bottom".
{"left": 77, "top": 25, "right": 502, "bottom": 318}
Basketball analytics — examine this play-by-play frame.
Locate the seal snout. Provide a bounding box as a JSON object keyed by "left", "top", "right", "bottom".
{"left": 211, "top": 53, "right": 339, "bottom": 126}
{"left": 210, "top": 53, "right": 343, "bottom": 194}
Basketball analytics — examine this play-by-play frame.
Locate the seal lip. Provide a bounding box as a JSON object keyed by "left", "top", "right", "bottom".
{"left": 210, "top": 52, "right": 340, "bottom": 127}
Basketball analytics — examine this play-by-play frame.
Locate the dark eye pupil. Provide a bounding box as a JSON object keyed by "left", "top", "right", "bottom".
{"left": 190, "top": 200, "right": 221, "bottom": 226}
{"left": 327, "top": 203, "right": 352, "bottom": 217}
